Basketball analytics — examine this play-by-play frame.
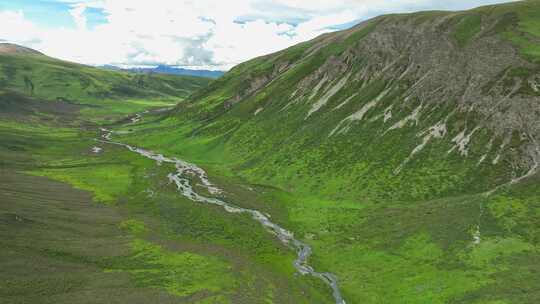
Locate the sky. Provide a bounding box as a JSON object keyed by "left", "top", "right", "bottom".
{"left": 0, "top": 0, "right": 515, "bottom": 70}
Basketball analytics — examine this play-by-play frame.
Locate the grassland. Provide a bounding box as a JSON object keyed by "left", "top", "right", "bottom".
{"left": 0, "top": 53, "right": 335, "bottom": 303}
{"left": 111, "top": 108, "right": 539, "bottom": 303}
{"left": 2, "top": 2, "right": 540, "bottom": 303}
{"left": 103, "top": 2, "right": 540, "bottom": 302}
{"left": 3, "top": 119, "right": 334, "bottom": 303}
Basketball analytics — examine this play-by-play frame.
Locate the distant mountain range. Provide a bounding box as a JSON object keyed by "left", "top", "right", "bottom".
{"left": 101, "top": 65, "right": 225, "bottom": 79}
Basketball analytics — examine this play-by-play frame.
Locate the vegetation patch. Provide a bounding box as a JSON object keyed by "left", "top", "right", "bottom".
{"left": 453, "top": 14, "right": 482, "bottom": 47}
{"left": 107, "top": 239, "right": 236, "bottom": 298}
{"left": 31, "top": 164, "right": 132, "bottom": 204}
{"left": 120, "top": 219, "right": 148, "bottom": 235}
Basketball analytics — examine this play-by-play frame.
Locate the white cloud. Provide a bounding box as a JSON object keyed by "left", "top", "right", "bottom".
{"left": 69, "top": 4, "right": 88, "bottom": 31}
{"left": 0, "top": 0, "right": 516, "bottom": 70}
{"left": 0, "top": 10, "right": 42, "bottom": 43}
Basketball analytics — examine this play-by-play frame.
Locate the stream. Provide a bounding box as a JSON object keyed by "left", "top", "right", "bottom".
{"left": 98, "top": 123, "right": 345, "bottom": 304}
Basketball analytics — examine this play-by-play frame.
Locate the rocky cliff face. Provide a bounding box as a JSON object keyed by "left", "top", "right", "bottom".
{"left": 177, "top": 1, "right": 540, "bottom": 201}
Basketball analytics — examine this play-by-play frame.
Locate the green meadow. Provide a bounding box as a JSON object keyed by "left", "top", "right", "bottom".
{"left": 111, "top": 108, "right": 540, "bottom": 304}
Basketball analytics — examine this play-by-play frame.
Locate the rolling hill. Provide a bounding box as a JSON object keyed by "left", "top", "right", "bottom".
{"left": 0, "top": 43, "right": 212, "bottom": 122}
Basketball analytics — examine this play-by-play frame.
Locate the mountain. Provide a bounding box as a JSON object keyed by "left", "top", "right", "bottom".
{"left": 0, "top": 43, "right": 212, "bottom": 107}
{"left": 169, "top": 0, "right": 539, "bottom": 198}
{"left": 105, "top": 65, "right": 225, "bottom": 79}
{"left": 119, "top": 1, "right": 540, "bottom": 303}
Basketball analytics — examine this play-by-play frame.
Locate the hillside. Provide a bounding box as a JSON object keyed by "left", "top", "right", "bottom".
{"left": 0, "top": 44, "right": 212, "bottom": 122}
{"left": 151, "top": 0, "right": 540, "bottom": 200}
{"left": 113, "top": 1, "right": 540, "bottom": 303}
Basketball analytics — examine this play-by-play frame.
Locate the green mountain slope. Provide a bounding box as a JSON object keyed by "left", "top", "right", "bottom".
{"left": 116, "top": 1, "right": 540, "bottom": 303}
{"left": 169, "top": 0, "right": 540, "bottom": 199}
{"left": 0, "top": 43, "right": 211, "bottom": 122}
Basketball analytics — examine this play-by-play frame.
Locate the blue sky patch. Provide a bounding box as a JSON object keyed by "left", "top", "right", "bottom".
{"left": 84, "top": 7, "right": 108, "bottom": 29}
{"left": 0, "top": 0, "right": 75, "bottom": 28}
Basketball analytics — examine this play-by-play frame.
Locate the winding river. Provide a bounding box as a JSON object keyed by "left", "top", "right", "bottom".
{"left": 98, "top": 123, "right": 345, "bottom": 304}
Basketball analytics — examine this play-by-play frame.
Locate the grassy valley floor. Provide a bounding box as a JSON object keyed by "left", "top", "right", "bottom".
{"left": 0, "top": 95, "right": 334, "bottom": 303}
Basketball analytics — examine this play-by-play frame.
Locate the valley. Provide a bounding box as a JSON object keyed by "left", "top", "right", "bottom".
{"left": 98, "top": 124, "right": 345, "bottom": 303}
{"left": 1, "top": 1, "right": 540, "bottom": 303}
{"left": 0, "top": 44, "right": 335, "bottom": 304}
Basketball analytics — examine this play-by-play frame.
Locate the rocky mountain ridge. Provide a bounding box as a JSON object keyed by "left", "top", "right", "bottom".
{"left": 177, "top": 0, "right": 540, "bottom": 199}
